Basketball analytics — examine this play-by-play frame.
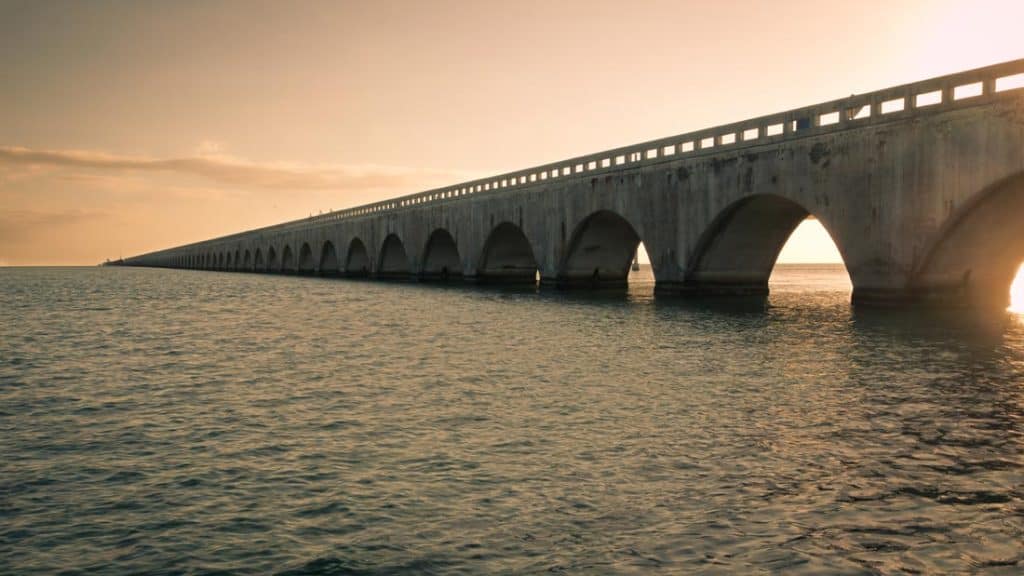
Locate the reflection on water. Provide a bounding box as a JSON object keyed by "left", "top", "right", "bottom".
{"left": 1, "top": 265, "right": 1022, "bottom": 574}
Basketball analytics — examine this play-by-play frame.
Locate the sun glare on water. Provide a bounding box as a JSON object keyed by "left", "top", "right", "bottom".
{"left": 1009, "top": 263, "right": 1024, "bottom": 314}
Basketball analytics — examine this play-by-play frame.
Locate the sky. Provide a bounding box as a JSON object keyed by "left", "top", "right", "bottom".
{"left": 1, "top": 0, "right": 1022, "bottom": 266}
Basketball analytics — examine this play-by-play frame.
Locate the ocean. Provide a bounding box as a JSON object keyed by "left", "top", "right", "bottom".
{"left": 1, "top": 264, "right": 1021, "bottom": 574}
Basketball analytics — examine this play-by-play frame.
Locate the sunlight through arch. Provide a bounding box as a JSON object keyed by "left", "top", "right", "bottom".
{"left": 1009, "top": 263, "right": 1024, "bottom": 313}
{"left": 771, "top": 216, "right": 851, "bottom": 292}
{"left": 628, "top": 241, "right": 653, "bottom": 283}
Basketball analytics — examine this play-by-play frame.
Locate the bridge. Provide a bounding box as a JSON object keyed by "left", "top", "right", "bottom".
{"left": 120, "top": 59, "right": 1024, "bottom": 307}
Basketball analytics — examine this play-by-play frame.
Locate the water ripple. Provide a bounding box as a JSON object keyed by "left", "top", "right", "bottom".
{"left": 1, "top": 266, "right": 1022, "bottom": 574}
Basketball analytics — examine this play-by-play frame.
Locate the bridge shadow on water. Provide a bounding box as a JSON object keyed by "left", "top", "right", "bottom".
{"left": 849, "top": 303, "right": 1024, "bottom": 352}
{"left": 253, "top": 266, "right": 1024, "bottom": 353}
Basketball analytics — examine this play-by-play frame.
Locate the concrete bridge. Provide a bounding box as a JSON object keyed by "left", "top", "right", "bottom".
{"left": 121, "top": 60, "right": 1024, "bottom": 307}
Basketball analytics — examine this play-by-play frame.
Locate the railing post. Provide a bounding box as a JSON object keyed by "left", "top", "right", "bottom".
{"left": 983, "top": 75, "right": 996, "bottom": 96}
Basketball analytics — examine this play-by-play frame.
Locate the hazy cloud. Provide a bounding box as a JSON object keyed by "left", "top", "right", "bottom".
{"left": 0, "top": 146, "right": 471, "bottom": 191}
{"left": 0, "top": 144, "right": 488, "bottom": 264}
{"left": 0, "top": 208, "right": 110, "bottom": 244}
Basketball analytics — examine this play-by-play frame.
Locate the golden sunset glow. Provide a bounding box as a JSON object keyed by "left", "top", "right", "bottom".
{"left": 1, "top": 1, "right": 1023, "bottom": 266}
{"left": 5, "top": 5, "right": 1024, "bottom": 574}
{"left": 778, "top": 218, "right": 843, "bottom": 264}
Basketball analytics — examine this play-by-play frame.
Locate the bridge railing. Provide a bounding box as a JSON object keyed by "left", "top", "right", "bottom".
{"left": 141, "top": 58, "right": 1024, "bottom": 257}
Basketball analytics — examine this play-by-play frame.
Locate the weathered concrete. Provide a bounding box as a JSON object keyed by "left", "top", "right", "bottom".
{"left": 121, "top": 60, "right": 1024, "bottom": 307}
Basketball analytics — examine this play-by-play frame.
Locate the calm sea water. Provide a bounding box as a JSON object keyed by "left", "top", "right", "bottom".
{"left": 1, "top": 265, "right": 1022, "bottom": 575}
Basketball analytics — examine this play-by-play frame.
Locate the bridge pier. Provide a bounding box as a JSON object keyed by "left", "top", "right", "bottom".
{"left": 471, "top": 272, "right": 538, "bottom": 285}
{"left": 418, "top": 269, "right": 463, "bottom": 283}
{"left": 547, "top": 276, "right": 630, "bottom": 290}
{"left": 344, "top": 268, "right": 370, "bottom": 278}
{"left": 654, "top": 281, "right": 769, "bottom": 298}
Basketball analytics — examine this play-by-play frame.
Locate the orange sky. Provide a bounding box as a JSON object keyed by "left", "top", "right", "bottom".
{"left": 1, "top": 0, "right": 1022, "bottom": 266}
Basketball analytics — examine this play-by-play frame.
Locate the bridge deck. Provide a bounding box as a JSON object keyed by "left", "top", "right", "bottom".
{"left": 161, "top": 58, "right": 1024, "bottom": 250}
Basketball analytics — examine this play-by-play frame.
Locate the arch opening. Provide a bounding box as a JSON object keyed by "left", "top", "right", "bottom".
{"left": 243, "top": 250, "right": 251, "bottom": 270}
{"left": 628, "top": 241, "right": 655, "bottom": 285}
{"left": 319, "top": 241, "right": 340, "bottom": 276}
{"left": 770, "top": 217, "right": 852, "bottom": 294}
{"left": 378, "top": 234, "right": 410, "bottom": 279}
{"left": 298, "top": 242, "right": 315, "bottom": 274}
{"left": 1010, "top": 264, "right": 1024, "bottom": 313}
{"left": 685, "top": 194, "right": 850, "bottom": 297}
{"left": 218, "top": 253, "right": 225, "bottom": 270}
{"left": 233, "top": 250, "right": 241, "bottom": 271}
{"left": 254, "top": 248, "right": 264, "bottom": 271}
{"left": 421, "top": 229, "right": 462, "bottom": 282}
{"left": 345, "top": 238, "right": 371, "bottom": 277}
{"left": 914, "top": 173, "right": 1024, "bottom": 309}
{"left": 559, "top": 210, "right": 641, "bottom": 289}
{"left": 281, "top": 245, "right": 295, "bottom": 273}
{"left": 267, "top": 246, "right": 279, "bottom": 272}
{"left": 478, "top": 222, "right": 539, "bottom": 284}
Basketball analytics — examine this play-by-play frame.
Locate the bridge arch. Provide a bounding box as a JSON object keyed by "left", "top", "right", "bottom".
{"left": 378, "top": 234, "right": 410, "bottom": 279}
{"left": 254, "top": 248, "right": 264, "bottom": 271}
{"left": 685, "top": 194, "right": 849, "bottom": 296}
{"left": 267, "top": 246, "right": 279, "bottom": 272}
{"left": 345, "top": 237, "right": 371, "bottom": 276}
{"left": 558, "top": 210, "right": 643, "bottom": 288}
{"left": 421, "top": 228, "right": 462, "bottom": 281}
{"left": 218, "top": 252, "right": 225, "bottom": 270}
{"left": 281, "top": 245, "right": 295, "bottom": 273}
{"left": 319, "top": 241, "right": 340, "bottom": 276}
{"left": 298, "top": 242, "right": 315, "bottom": 274}
{"left": 913, "top": 172, "right": 1024, "bottom": 308}
{"left": 477, "top": 222, "right": 539, "bottom": 284}
{"left": 233, "top": 249, "right": 241, "bottom": 271}
{"left": 242, "top": 250, "right": 251, "bottom": 270}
